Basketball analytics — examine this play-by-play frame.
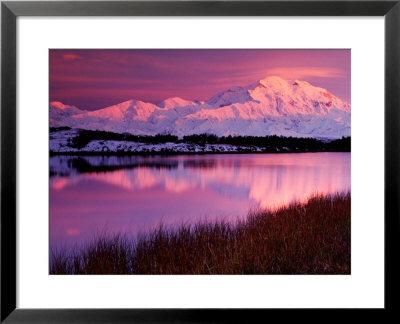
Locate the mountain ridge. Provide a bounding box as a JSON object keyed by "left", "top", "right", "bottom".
{"left": 49, "top": 76, "right": 351, "bottom": 139}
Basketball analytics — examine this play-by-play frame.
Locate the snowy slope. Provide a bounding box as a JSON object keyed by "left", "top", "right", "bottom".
{"left": 50, "top": 101, "right": 87, "bottom": 126}
{"left": 158, "top": 97, "right": 203, "bottom": 109}
{"left": 50, "top": 76, "right": 351, "bottom": 138}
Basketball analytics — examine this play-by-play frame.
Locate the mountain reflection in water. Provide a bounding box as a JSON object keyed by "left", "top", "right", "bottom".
{"left": 50, "top": 153, "right": 350, "bottom": 248}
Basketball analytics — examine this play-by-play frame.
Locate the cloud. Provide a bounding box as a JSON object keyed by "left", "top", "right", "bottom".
{"left": 62, "top": 53, "right": 83, "bottom": 61}
{"left": 264, "top": 67, "right": 346, "bottom": 80}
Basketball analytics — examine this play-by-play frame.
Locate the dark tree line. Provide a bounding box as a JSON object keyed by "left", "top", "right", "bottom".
{"left": 66, "top": 130, "right": 178, "bottom": 149}
{"left": 51, "top": 127, "right": 350, "bottom": 152}
{"left": 183, "top": 133, "right": 350, "bottom": 152}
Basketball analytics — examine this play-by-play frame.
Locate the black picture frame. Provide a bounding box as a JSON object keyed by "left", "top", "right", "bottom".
{"left": 1, "top": 0, "right": 399, "bottom": 322}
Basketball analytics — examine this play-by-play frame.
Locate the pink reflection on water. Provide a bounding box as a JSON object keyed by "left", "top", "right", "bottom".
{"left": 50, "top": 153, "right": 350, "bottom": 248}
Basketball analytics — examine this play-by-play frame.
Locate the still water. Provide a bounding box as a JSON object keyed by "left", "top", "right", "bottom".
{"left": 50, "top": 153, "right": 350, "bottom": 248}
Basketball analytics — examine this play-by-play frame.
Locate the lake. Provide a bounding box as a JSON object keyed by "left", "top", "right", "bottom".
{"left": 50, "top": 153, "right": 350, "bottom": 249}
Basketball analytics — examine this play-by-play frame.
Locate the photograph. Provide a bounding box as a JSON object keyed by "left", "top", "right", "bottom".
{"left": 49, "top": 49, "right": 351, "bottom": 275}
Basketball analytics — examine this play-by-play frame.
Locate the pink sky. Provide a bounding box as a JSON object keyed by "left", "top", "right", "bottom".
{"left": 50, "top": 49, "right": 350, "bottom": 111}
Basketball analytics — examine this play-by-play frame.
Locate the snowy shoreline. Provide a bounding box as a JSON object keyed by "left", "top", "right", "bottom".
{"left": 50, "top": 128, "right": 349, "bottom": 155}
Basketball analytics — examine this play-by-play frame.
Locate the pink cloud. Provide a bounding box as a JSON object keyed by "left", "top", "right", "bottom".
{"left": 264, "top": 67, "right": 346, "bottom": 80}
{"left": 62, "top": 53, "right": 82, "bottom": 61}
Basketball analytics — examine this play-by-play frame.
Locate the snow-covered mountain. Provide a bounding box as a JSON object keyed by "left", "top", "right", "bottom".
{"left": 50, "top": 101, "right": 87, "bottom": 126}
{"left": 50, "top": 76, "right": 351, "bottom": 138}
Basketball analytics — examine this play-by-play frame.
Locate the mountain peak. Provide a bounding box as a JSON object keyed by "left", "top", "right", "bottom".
{"left": 259, "top": 75, "right": 286, "bottom": 84}
{"left": 256, "top": 76, "right": 317, "bottom": 91}
{"left": 158, "top": 97, "right": 199, "bottom": 109}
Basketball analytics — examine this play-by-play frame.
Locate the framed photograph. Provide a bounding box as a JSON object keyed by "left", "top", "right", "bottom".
{"left": 1, "top": 0, "right": 399, "bottom": 322}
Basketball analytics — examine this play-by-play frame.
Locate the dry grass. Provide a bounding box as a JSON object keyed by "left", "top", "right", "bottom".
{"left": 50, "top": 192, "right": 350, "bottom": 275}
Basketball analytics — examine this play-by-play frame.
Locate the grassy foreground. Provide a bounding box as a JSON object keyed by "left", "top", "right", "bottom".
{"left": 50, "top": 193, "right": 350, "bottom": 275}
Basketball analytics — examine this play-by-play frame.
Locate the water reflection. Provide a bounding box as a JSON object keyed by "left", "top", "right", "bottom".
{"left": 50, "top": 153, "right": 350, "bottom": 248}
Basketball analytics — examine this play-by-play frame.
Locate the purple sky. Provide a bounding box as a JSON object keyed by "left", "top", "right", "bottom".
{"left": 50, "top": 49, "right": 350, "bottom": 110}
